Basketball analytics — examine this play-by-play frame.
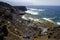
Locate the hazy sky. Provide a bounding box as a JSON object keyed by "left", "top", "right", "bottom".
{"left": 0, "top": 0, "right": 60, "bottom": 6}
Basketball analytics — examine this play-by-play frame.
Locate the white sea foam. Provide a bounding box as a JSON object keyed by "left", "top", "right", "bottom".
{"left": 25, "top": 8, "right": 45, "bottom": 15}
{"left": 38, "top": 9, "right": 45, "bottom": 11}
{"left": 22, "top": 15, "right": 41, "bottom": 22}
{"left": 25, "top": 10, "right": 38, "bottom": 15}
{"left": 56, "top": 22, "right": 60, "bottom": 25}
{"left": 28, "top": 8, "right": 45, "bottom": 11}
{"left": 42, "top": 18, "right": 54, "bottom": 23}
{"left": 28, "top": 17, "right": 34, "bottom": 20}
{"left": 29, "top": 8, "right": 37, "bottom": 10}
{"left": 22, "top": 15, "right": 34, "bottom": 20}
{"left": 22, "top": 15, "right": 28, "bottom": 20}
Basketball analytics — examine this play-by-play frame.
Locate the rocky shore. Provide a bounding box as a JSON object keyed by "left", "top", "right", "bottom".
{"left": 0, "top": 2, "right": 60, "bottom": 40}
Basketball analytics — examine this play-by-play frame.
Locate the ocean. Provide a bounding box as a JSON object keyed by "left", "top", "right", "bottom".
{"left": 24, "top": 6, "right": 60, "bottom": 25}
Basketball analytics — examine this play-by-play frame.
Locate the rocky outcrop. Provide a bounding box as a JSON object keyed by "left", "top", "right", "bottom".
{"left": 13, "top": 6, "right": 27, "bottom": 11}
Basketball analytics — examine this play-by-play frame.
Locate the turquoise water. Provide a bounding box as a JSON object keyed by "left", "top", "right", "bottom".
{"left": 25, "top": 7, "right": 60, "bottom": 25}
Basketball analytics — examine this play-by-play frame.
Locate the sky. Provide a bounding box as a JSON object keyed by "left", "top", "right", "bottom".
{"left": 0, "top": 0, "right": 60, "bottom": 6}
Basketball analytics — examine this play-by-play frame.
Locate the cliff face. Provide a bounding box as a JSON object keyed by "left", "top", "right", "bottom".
{"left": 13, "top": 6, "right": 27, "bottom": 11}
{"left": 13, "top": 6, "right": 27, "bottom": 15}
{"left": 0, "top": 2, "right": 11, "bottom": 7}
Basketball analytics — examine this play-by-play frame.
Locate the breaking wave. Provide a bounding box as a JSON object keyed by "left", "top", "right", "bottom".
{"left": 23, "top": 8, "right": 60, "bottom": 25}
{"left": 22, "top": 15, "right": 39, "bottom": 21}
{"left": 25, "top": 8, "right": 45, "bottom": 15}
{"left": 25, "top": 10, "right": 38, "bottom": 15}
{"left": 56, "top": 22, "right": 60, "bottom": 25}
{"left": 42, "top": 18, "right": 54, "bottom": 23}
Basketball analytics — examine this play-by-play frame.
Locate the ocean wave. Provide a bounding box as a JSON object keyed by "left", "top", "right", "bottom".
{"left": 22, "top": 15, "right": 28, "bottom": 20}
{"left": 42, "top": 18, "right": 54, "bottom": 23}
{"left": 22, "top": 15, "right": 41, "bottom": 22}
{"left": 25, "top": 8, "right": 45, "bottom": 15}
{"left": 22, "top": 15, "right": 34, "bottom": 20}
{"left": 56, "top": 22, "right": 60, "bottom": 25}
{"left": 25, "top": 10, "right": 39, "bottom": 15}
{"left": 28, "top": 8, "right": 45, "bottom": 11}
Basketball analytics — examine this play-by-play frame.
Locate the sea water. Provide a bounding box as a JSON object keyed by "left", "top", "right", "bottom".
{"left": 24, "top": 6, "right": 60, "bottom": 25}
